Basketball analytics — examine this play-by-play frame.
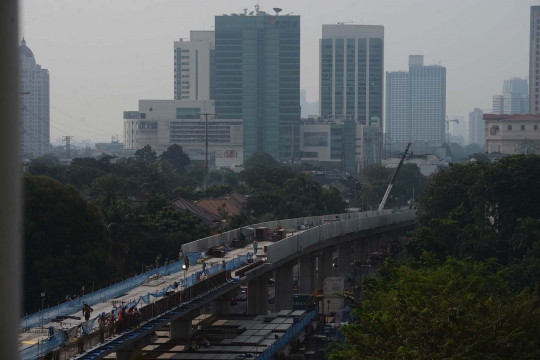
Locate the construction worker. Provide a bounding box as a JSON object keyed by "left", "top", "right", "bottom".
{"left": 222, "top": 260, "right": 226, "bottom": 270}
{"left": 132, "top": 308, "right": 141, "bottom": 331}
{"left": 82, "top": 302, "right": 93, "bottom": 322}
{"left": 253, "top": 240, "right": 258, "bottom": 254}
{"left": 179, "top": 248, "right": 184, "bottom": 260}
{"left": 98, "top": 312, "right": 108, "bottom": 343}
{"left": 202, "top": 259, "right": 207, "bottom": 275}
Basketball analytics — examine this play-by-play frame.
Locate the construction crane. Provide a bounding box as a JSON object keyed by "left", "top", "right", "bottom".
{"left": 378, "top": 142, "right": 412, "bottom": 212}
{"left": 446, "top": 116, "right": 459, "bottom": 144}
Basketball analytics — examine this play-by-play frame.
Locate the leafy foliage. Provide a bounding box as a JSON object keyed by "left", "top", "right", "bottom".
{"left": 24, "top": 174, "right": 114, "bottom": 312}
{"left": 160, "top": 144, "right": 190, "bottom": 174}
{"left": 328, "top": 257, "right": 540, "bottom": 360}
{"left": 243, "top": 151, "right": 279, "bottom": 169}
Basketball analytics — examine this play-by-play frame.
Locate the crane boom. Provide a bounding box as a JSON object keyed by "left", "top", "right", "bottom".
{"left": 378, "top": 142, "right": 412, "bottom": 212}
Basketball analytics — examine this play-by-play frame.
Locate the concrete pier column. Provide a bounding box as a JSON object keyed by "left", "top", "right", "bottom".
{"left": 275, "top": 263, "right": 294, "bottom": 311}
{"left": 299, "top": 254, "right": 316, "bottom": 294}
{"left": 354, "top": 240, "right": 364, "bottom": 266}
{"left": 170, "top": 309, "right": 200, "bottom": 340}
{"left": 248, "top": 273, "right": 269, "bottom": 315}
{"left": 317, "top": 250, "right": 333, "bottom": 290}
{"left": 338, "top": 242, "right": 352, "bottom": 275}
{"left": 170, "top": 319, "right": 192, "bottom": 340}
{"left": 212, "top": 292, "right": 232, "bottom": 317}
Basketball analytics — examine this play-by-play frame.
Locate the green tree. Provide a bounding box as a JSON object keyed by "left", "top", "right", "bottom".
{"left": 32, "top": 154, "right": 60, "bottom": 166}
{"left": 24, "top": 174, "right": 114, "bottom": 312}
{"left": 139, "top": 166, "right": 172, "bottom": 196}
{"left": 134, "top": 145, "right": 158, "bottom": 164}
{"left": 160, "top": 144, "right": 190, "bottom": 174}
{"left": 328, "top": 257, "right": 540, "bottom": 360}
{"left": 90, "top": 173, "right": 129, "bottom": 208}
{"left": 243, "top": 151, "right": 280, "bottom": 169}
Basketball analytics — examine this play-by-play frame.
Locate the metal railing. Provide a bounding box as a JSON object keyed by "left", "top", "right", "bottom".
{"left": 44, "top": 271, "right": 231, "bottom": 360}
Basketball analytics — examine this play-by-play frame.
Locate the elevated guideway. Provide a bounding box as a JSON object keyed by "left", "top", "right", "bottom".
{"left": 20, "top": 208, "right": 416, "bottom": 360}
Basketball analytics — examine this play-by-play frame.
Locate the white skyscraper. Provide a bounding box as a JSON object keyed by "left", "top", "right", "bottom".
{"left": 386, "top": 55, "right": 446, "bottom": 151}
{"left": 174, "top": 31, "right": 215, "bottom": 101}
{"left": 19, "top": 39, "right": 50, "bottom": 158}
{"left": 468, "top": 108, "right": 484, "bottom": 147}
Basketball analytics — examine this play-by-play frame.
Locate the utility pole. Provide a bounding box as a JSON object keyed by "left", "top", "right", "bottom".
{"left": 201, "top": 113, "right": 214, "bottom": 189}
{"left": 290, "top": 123, "right": 294, "bottom": 170}
{"left": 62, "top": 135, "right": 73, "bottom": 159}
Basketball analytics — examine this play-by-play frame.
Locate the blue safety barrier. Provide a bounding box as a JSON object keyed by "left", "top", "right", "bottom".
{"left": 258, "top": 310, "right": 317, "bottom": 360}
{"left": 19, "top": 251, "right": 253, "bottom": 360}
{"left": 19, "top": 252, "right": 202, "bottom": 329}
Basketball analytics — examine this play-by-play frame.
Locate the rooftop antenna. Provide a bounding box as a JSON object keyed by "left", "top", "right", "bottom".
{"left": 243, "top": 8, "right": 248, "bottom": 15}
{"left": 273, "top": 7, "right": 282, "bottom": 15}
{"left": 255, "top": 4, "right": 260, "bottom": 14}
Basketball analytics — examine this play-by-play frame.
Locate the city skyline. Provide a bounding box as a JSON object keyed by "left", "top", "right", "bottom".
{"left": 20, "top": 0, "right": 534, "bottom": 143}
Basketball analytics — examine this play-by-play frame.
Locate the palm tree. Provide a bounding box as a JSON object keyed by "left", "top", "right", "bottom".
{"left": 90, "top": 173, "right": 128, "bottom": 208}
{"left": 139, "top": 167, "right": 171, "bottom": 196}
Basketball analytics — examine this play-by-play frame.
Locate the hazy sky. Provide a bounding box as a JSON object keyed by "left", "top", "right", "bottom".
{"left": 21, "top": 0, "right": 537, "bottom": 144}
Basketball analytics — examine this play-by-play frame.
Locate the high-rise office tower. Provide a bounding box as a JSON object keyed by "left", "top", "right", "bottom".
{"left": 174, "top": 31, "right": 215, "bottom": 100}
{"left": 468, "top": 108, "right": 484, "bottom": 147}
{"left": 530, "top": 6, "right": 540, "bottom": 114}
{"left": 19, "top": 39, "right": 50, "bottom": 158}
{"left": 319, "top": 24, "right": 384, "bottom": 129}
{"left": 386, "top": 55, "right": 446, "bottom": 150}
{"left": 493, "top": 78, "right": 529, "bottom": 115}
{"left": 503, "top": 77, "right": 528, "bottom": 96}
{"left": 214, "top": 7, "right": 300, "bottom": 162}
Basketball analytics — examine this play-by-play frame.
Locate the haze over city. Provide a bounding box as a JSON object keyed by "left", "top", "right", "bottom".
{"left": 9, "top": 0, "right": 540, "bottom": 359}
{"left": 21, "top": 0, "right": 534, "bottom": 142}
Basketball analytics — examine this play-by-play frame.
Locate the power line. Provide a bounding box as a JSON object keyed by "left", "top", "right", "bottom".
{"left": 51, "top": 106, "right": 115, "bottom": 135}
{"left": 20, "top": 103, "right": 96, "bottom": 149}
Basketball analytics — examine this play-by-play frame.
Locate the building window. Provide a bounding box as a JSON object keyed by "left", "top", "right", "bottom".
{"left": 535, "top": 125, "right": 539, "bottom": 130}
{"left": 139, "top": 113, "right": 146, "bottom": 119}
{"left": 521, "top": 125, "right": 526, "bottom": 130}
{"left": 149, "top": 107, "right": 153, "bottom": 111}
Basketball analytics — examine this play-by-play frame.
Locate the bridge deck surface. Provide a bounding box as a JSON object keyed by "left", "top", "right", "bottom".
{"left": 17, "top": 235, "right": 286, "bottom": 351}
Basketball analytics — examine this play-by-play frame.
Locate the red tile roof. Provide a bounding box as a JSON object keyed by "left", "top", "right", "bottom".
{"left": 170, "top": 197, "right": 222, "bottom": 225}
{"left": 483, "top": 114, "right": 540, "bottom": 121}
{"left": 195, "top": 193, "right": 245, "bottom": 218}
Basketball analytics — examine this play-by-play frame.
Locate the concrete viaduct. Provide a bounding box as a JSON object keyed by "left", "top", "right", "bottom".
{"left": 70, "top": 209, "right": 416, "bottom": 360}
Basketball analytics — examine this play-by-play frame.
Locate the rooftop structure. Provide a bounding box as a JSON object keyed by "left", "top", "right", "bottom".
{"left": 484, "top": 114, "right": 540, "bottom": 155}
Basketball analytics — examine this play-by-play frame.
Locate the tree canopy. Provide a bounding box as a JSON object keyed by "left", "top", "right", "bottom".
{"left": 160, "top": 144, "right": 190, "bottom": 174}
{"left": 328, "top": 256, "right": 540, "bottom": 360}
{"left": 243, "top": 151, "right": 280, "bottom": 169}
{"left": 24, "top": 174, "right": 114, "bottom": 312}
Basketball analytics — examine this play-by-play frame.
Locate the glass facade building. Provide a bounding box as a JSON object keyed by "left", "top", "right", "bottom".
{"left": 319, "top": 25, "right": 384, "bottom": 130}
{"left": 214, "top": 14, "right": 301, "bottom": 161}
